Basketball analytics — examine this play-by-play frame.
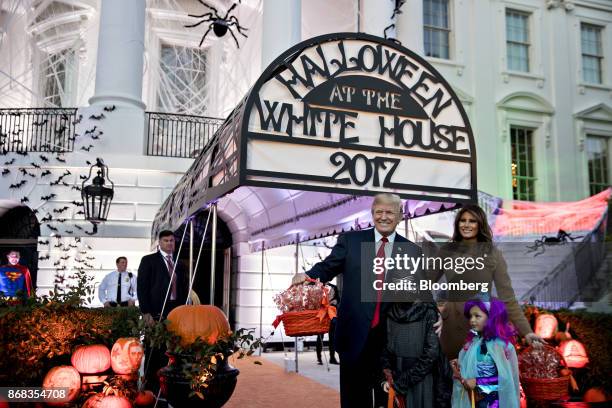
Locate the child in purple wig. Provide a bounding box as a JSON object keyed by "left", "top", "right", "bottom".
{"left": 451, "top": 298, "right": 521, "bottom": 408}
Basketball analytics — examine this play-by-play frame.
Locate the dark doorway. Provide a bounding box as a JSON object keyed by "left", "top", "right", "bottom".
{"left": 0, "top": 204, "right": 41, "bottom": 295}
{"left": 174, "top": 209, "right": 233, "bottom": 320}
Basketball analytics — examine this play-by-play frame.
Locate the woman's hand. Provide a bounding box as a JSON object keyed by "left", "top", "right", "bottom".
{"left": 525, "top": 332, "right": 547, "bottom": 348}
{"left": 450, "top": 359, "right": 461, "bottom": 380}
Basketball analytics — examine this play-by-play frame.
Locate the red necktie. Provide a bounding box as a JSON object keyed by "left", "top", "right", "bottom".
{"left": 371, "top": 236, "right": 388, "bottom": 328}
{"left": 165, "top": 255, "right": 177, "bottom": 300}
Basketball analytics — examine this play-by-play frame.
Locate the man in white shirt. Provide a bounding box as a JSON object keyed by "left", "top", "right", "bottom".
{"left": 98, "top": 257, "right": 137, "bottom": 307}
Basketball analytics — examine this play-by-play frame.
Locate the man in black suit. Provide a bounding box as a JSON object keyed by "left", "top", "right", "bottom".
{"left": 137, "top": 230, "right": 189, "bottom": 324}
{"left": 293, "top": 193, "right": 423, "bottom": 408}
{"left": 137, "top": 229, "right": 189, "bottom": 394}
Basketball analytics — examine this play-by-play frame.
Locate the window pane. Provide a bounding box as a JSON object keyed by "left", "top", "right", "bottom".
{"left": 41, "top": 49, "right": 75, "bottom": 107}
{"left": 506, "top": 10, "right": 530, "bottom": 72}
{"left": 423, "top": 0, "right": 450, "bottom": 59}
{"left": 581, "top": 24, "right": 603, "bottom": 84}
{"left": 157, "top": 44, "right": 208, "bottom": 115}
{"left": 587, "top": 136, "right": 609, "bottom": 195}
{"left": 510, "top": 127, "right": 536, "bottom": 201}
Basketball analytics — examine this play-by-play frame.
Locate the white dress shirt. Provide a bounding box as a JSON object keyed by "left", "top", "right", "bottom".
{"left": 98, "top": 270, "right": 138, "bottom": 304}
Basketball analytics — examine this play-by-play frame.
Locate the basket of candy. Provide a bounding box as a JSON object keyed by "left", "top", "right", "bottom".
{"left": 519, "top": 345, "right": 570, "bottom": 401}
{"left": 272, "top": 278, "right": 337, "bottom": 337}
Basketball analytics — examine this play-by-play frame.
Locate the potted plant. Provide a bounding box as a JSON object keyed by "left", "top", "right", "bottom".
{"left": 143, "top": 305, "right": 263, "bottom": 408}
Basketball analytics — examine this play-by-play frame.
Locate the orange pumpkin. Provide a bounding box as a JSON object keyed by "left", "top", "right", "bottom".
{"left": 111, "top": 338, "right": 144, "bottom": 374}
{"left": 558, "top": 340, "right": 589, "bottom": 368}
{"left": 534, "top": 313, "right": 558, "bottom": 340}
{"left": 42, "top": 365, "right": 81, "bottom": 406}
{"left": 583, "top": 387, "right": 608, "bottom": 402}
{"left": 72, "top": 344, "right": 111, "bottom": 374}
{"left": 167, "top": 305, "right": 231, "bottom": 346}
{"left": 134, "top": 390, "right": 156, "bottom": 406}
{"left": 83, "top": 393, "right": 132, "bottom": 408}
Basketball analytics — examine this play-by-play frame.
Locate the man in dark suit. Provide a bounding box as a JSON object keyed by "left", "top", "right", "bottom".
{"left": 137, "top": 230, "right": 189, "bottom": 324}
{"left": 293, "top": 193, "right": 423, "bottom": 408}
{"left": 137, "top": 229, "right": 189, "bottom": 394}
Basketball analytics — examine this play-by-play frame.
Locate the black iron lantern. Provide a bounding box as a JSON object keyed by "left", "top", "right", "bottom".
{"left": 81, "top": 158, "right": 114, "bottom": 232}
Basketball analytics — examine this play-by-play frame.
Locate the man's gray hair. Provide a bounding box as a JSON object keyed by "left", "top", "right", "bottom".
{"left": 371, "top": 193, "right": 403, "bottom": 214}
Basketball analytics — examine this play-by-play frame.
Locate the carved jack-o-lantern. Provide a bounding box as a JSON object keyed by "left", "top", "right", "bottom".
{"left": 558, "top": 339, "right": 589, "bottom": 368}
{"left": 83, "top": 393, "right": 132, "bottom": 408}
{"left": 534, "top": 314, "right": 558, "bottom": 340}
{"left": 42, "top": 365, "right": 81, "bottom": 406}
{"left": 71, "top": 344, "right": 111, "bottom": 374}
{"left": 111, "top": 337, "right": 144, "bottom": 374}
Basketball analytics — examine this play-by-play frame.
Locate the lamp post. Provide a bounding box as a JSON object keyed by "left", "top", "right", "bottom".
{"left": 81, "top": 158, "right": 114, "bottom": 233}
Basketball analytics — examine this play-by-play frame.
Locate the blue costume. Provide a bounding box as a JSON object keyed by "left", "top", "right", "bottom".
{"left": 452, "top": 335, "right": 520, "bottom": 408}
{"left": 0, "top": 264, "right": 32, "bottom": 300}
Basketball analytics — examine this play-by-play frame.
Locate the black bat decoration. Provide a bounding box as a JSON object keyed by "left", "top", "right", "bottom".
{"left": 60, "top": 255, "right": 70, "bottom": 260}
{"left": 84, "top": 263, "right": 95, "bottom": 268}
{"left": 30, "top": 162, "right": 41, "bottom": 168}
{"left": 69, "top": 243, "right": 78, "bottom": 248}
{"left": 90, "top": 132, "right": 102, "bottom": 140}
{"left": 55, "top": 156, "right": 66, "bottom": 163}
{"left": 38, "top": 254, "right": 50, "bottom": 260}
{"left": 103, "top": 105, "right": 116, "bottom": 112}
{"left": 61, "top": 247, "right": 71, "bottom": 253}
{"left": 41, "top": 214, "right": 53, "bottom": 223}
{"left": 54, "top": 242, "right": 63, "bottom": 248}
{"left": 53, "top": 206, "right": 70, "bottom": 214}
{"left": 15, "top": 151, "right": 28, "bottom": 156}
{"left": 53, "top": 260, "right": 61, "bottom": 266}
{"left": 9, "top": 180, "right": 27, "bottom": 189}
{"left": 41, "top": 193, "right": 57, "bottom": 200}
{"left": 55, "top": 218, "right": 67, "bottom": 222}
{"left": 4, "top": 158, "right": 15, "bottom": 165}
{"left": 20, "top": 197, "right": 29, "bottom": 204}
{"left": 72, "top": 186, "right": 82, "bottom": 191}
{"left": 86, "top": 256, "right": 95, "bottom": 260}
{"left": 1, "top": 169, "right": 9, "bottom": 176}
{"left": 32, "top": 119, "right": 48, "bottom": 126}
{"left": 85, "top": 229, "right": 97, "bottom": 236}
{"left": 75, "top": 237, "right": 81, "bottom": 243}
{"left": 39, "top": 154, "right": 49, "bottom": 162}
{"left": 80, "top": 144, "right": 94, "bottom": 152}
{"left": 41, "top": 170, "right": 51, "bottom": 177}
{"left": 72, "top": 114, "right": 83, "bottom": 125}
{"left": 71, "top": 201, "right": 84, "bottom": 206}
{"left": 47, "top": 225, "right": 58, "bottom": 232}
{"left": 38, "top": 240, "right": 49, "bottom": 245}
{"left": 89, "top": 113, "right": 106, "bottom": 120}
{"left": 84, "top": 126, "right": 97, "bottom": 135}
{"left": 79, "top": 175, "right": 87, "bottom": 180}
{"left": 74, "top": 224, "right": 83, "bottom": 229}
{"left": 61, "top": 113, "right": 69, "bottom": 121}
{"left": 65, "top": 230, "right": 74, "bottom": 234}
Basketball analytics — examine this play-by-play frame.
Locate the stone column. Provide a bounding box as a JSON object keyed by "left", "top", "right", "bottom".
{"left": 262, "top": 0, "right": 301, "bottom": 70}
{"left": 89, "top": 0, "right": 145, "bottom": 108}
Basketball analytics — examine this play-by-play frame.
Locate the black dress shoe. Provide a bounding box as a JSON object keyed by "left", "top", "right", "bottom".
{"left": 317, "top": 360, "right": 323, "bottom": 365}
{"left": 329, "top": 359, "right": 339, "bottom": 365}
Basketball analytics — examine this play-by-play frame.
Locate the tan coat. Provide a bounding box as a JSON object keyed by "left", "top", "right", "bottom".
{"left": 429, "top": 244, "right": 533, "bottom": 359}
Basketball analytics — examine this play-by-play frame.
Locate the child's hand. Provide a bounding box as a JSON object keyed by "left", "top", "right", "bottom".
{"left": 450, "top": 359, "right": 461, "bottom": 380}
{"left": 462, "top": 378, "right": 477, "bottom": 390}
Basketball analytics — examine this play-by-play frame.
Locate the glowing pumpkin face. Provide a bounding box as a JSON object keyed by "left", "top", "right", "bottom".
{"left": 558, "top": 340, "right": 589, "bottom": 368}
{"left": 42, "top": 365, "right": 81, "bottom": 406}
{"left": 534, "top": 314, "right": 558, "bottom": 340}
{"left": 111, "top": 337, "right": 144, "bottom": 374}
{"left": 167, "top": 305, "right": 231, "bottom": 346}
{"left": 71, "top": 344, "right": 111, "bottom": 374}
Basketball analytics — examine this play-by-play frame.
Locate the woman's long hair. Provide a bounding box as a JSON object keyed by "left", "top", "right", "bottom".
{"left": 463, "top": 298, "right": 517, "bottom": 346}
{"left": 451, "top": 204, "right": 493, "bottom": 243}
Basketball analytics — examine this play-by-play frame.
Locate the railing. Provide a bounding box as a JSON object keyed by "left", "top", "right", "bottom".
{"left": 0, "top": 108, "right": 78, "bottom": 153}
{"left": 145, "top": 111, "right": 224, "bottom": 158}
{"left": 521, "top": 210, "right": 608, "bottom": 309}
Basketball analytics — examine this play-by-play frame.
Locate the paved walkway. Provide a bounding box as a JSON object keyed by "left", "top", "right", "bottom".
{"left": 224, "top": 351, "right": 340, "bottom": 408}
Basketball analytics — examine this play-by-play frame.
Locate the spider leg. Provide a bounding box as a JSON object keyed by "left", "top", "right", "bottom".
{"left": 196, "top": 0, "right": 219, "bottom": 16}
{"left": 222, "top": 3, "right": 238, "bottom": 20}
{"left": 184, "top": 13, "right": 214, "bottom": 28}
{"left": 228, "top": 27, "right": 241, "bottom": 48}
{"left": 198, "top": 24, "right": 214, "bottom": 47}
{"left": 228, "top": 16, "right": 249, "bottom": 36}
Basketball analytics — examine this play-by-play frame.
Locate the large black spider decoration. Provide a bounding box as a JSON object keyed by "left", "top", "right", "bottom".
{"left": 185, "top": 0, "right": 248, "bottom": 48}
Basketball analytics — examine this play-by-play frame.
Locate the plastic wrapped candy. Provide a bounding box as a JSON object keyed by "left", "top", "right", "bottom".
{"left": 273, "top": 280, "right": 326, "bottom": 313}
{"left": 519, "top": 346, "right": 563, "bottom": 379}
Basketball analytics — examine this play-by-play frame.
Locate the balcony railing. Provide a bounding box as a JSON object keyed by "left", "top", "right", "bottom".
{"left": 145, "top": 111, "right": 224, "bottom": 158}
{"left": 0, "top": 108, "right": 78, "bottom": 153}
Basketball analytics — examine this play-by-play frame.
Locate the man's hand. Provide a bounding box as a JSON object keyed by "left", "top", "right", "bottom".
{"left": 143, "top": 313, "right": 154, "bottom": 326}
{"left": 434, "top": 313, "right": 443, "bottom": 337}
{"left": 383, "top": 368, "right": 393, "bottom": 386}
{"left": 292, "top": 273, "right": 308, "bottom": 286}
{"left": 103, "top": 301, "right": 111, "bottom": 308}
{"left": 525, "top": 332, "right": 546, "bottom": 348}
{"left": 127, "top": 299, "right": 136, "bottom": 307}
